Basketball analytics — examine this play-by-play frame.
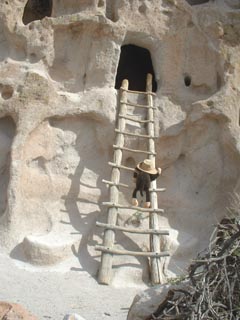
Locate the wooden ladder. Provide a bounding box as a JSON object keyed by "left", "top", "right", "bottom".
{"left": 95, "top": 74, "right": 169, "bottom": 285}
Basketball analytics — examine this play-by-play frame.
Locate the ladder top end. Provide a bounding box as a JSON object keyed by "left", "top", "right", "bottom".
{"left": 121, "top": 79, "right": 129, "bottom": 90}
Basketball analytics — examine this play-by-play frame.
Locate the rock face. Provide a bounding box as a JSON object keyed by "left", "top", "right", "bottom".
{"left": 0, "top": 0, "right": 240, "bottom": 285}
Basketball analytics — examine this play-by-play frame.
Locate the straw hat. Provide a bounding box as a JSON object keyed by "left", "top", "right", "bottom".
{"left": 137, "top": 159, "right": 158, "bottom": 174}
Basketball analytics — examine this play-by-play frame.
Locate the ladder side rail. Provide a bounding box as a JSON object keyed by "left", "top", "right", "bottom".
{"left": 146, "top": 73, "right": 163, "bottom": 284}
{"left": 98, "top": 79, "right": 128, "bottom": 284}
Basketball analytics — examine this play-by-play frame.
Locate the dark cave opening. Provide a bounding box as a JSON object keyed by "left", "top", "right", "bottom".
{"left": 185, "top": 0, "right": 209, "bottom": 5}
{"left": 184, "top": 75, "right": 191, "bottom": 87}
{"left": 22, "top": 0, "right": 52, "bottom": 25}
{"left": 115, "top": 44, "right": 157, "bottom": 92}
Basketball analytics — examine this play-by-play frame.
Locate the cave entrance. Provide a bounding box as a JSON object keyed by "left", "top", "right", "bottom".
{"left": 185, "top": 0, "right": 209, "bottom": 5}
{"left": 115, "top": 44, "right": 157, "bottom": 92}
{"left": 22, "top": 0, "right": 53, "bottom": 25}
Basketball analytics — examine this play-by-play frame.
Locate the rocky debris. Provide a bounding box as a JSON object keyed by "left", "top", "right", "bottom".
{"left": 0, "top": 302, "right": 38, "bottom": 320}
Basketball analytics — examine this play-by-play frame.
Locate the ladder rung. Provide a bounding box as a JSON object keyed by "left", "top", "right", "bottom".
{"left": 96, "top": 222, "right": 169, "bottom": 235}
{"left": 108, "top": 162, "right": 135, "bottom": 172}
{"left": 102, "top": 202, "right": 164, "bottom": 213}
{"left": 126, "top": 113, "right": 147, "bottom": 117}
{"left": 95, "top": 245, "right": 169, "bottom": 257}
{"left": 150, "top": 188, "right": 166, "bottom": 192}
{"left": 102, "top": 179, "right": 129, "bottom": 188}
{"left": 120, "top": 87, "right": 156, "bottom": 96}
{"left": 102, "top": 180, "right": 166, "bottom": 192}
{"left": 119, "top": 114, "right": 154, "bottom": 123}
{"left": 113, "top": 145, "right": 156, "bottom": 155}
{"left": 115, "top": 129, "right": 157, "bottom": 139}
{"left": 120, "top": 101, "right": 156, "bottom": 109}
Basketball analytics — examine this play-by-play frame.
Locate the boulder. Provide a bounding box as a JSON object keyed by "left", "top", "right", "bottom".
{"left": 0, "top": 302, "right": 38, "bottom": 320}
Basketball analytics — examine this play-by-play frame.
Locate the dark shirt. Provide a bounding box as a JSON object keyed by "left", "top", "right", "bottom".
{"left": 132, "top": 167, "right": 159, "bottom": 202}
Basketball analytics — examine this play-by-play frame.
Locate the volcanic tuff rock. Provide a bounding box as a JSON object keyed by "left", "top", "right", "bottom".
{"left": 0, "top": 0, "right": 240, "bottom": 286}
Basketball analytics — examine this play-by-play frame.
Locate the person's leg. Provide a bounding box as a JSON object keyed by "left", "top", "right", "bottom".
{"left": 143, "top": 188, "right": 151, "bottom": 208}
{"left": 132, "top": 188, "right": 139, "bottom": 206}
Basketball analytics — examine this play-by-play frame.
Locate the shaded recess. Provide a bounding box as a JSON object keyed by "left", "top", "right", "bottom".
{"left": 105, "top": 0, "right": 119, "bottom": 22}
{"left": 98, "top": 0, "right": 105, "bottom": 7}
{"left": 0, "top": 116, "right": 16, "bottom": 217}
{"left": 185, "top": 0, "right": 209, "bottom": 4}
{"left": 22, "top": 0, "right": 52, "bottom": 25}
{"left": 184, "top": 75, "right": 191, "bottom": 87}
{"left": 52, "top": 0, "right": 97, "bottom": 16}
{"left": 0, "top": 84, "right": 14, "bottom": 100}
{"left": 115, "top": 45, "right": 157, "bottom": 92}
{"left": 0, "top": 22, "right": 8, "bottom": 62}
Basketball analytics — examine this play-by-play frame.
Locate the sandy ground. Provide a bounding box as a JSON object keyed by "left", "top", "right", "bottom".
{"left": 0, "top": 253, "right": 143, "bottom": 320}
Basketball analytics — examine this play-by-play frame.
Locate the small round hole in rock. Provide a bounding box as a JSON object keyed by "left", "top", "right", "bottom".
{"left": 187, "top": 21, "right": 194, "bottom": 28}
{"left": 1, "top": 85, "right": 14, "bottom": 100}
{"left": 29, "top": 53, "right": 38, "bottom": 63}
{"left": 139, "top": 4, "right": 147, "bottom": 14}
{"left": 125, "top": 157, "right": 136, "bottom": 168}
{"left": 184, "top": 75, "right": 191, "bottom": 87}
{"left": 207, "top": 100, "right": 214, "bottom": 107}
{"left": 98, "top": 0, "right": 105, "bottom": 7}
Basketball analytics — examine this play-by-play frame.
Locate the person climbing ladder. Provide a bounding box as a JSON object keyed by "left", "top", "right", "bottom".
{"left": 132, "top": 159, "right": 162, "bottom": 208}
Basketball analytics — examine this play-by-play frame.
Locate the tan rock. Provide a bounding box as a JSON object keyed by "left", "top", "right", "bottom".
{"left": 0, "top": 302, "right": 38, "bottom": 320}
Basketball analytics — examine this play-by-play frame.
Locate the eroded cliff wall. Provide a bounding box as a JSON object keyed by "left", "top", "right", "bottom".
{"left": 0, "top": 0, "right": 240, "bottom": 286}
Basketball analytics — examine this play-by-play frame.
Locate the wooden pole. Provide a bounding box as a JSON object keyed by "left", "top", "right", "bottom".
{"left": 101, "top": 202, "right": 164, "bottom": 213}
{"left": 96, "top": 222, "right": 169, "bottom": 235}
{"left": 96, "top": 246, "right": 169, "bottom": 257}
{"left": 146, "top": 73, "right": 163, "bottom": 284}
{"left": 97, "top": 79, "right": 128, "bottom": 284}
